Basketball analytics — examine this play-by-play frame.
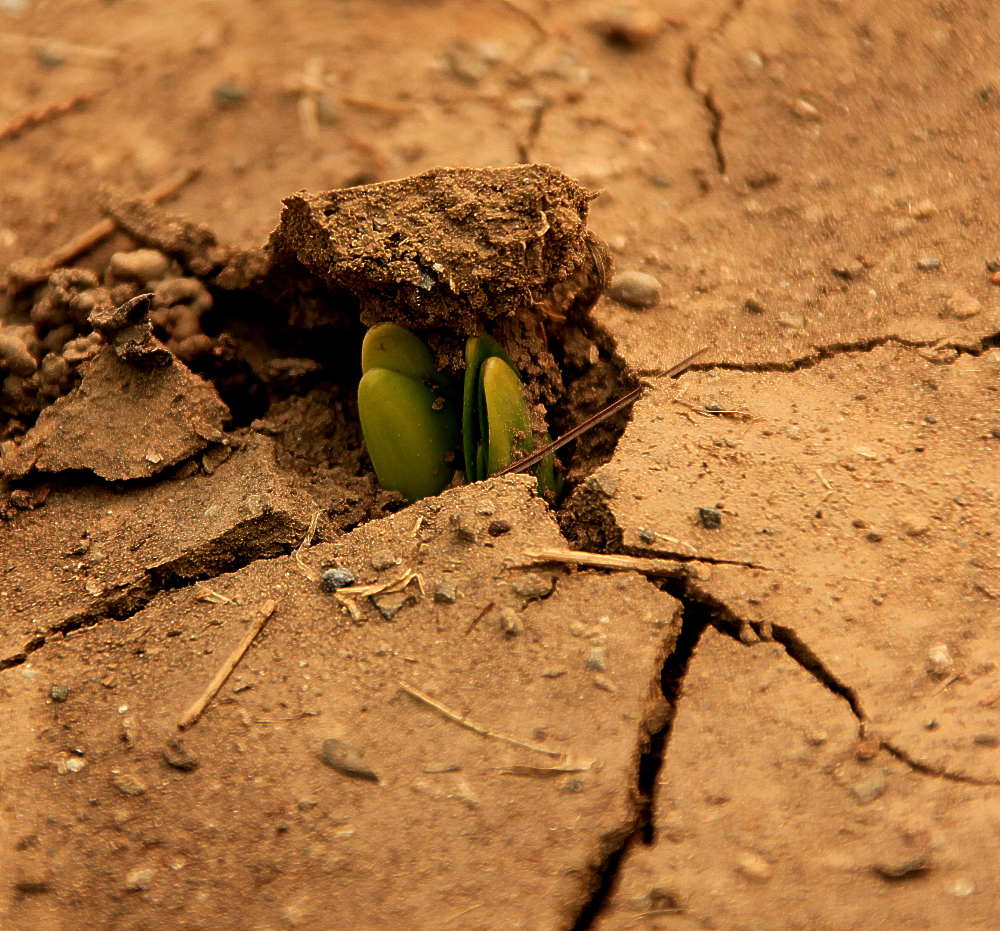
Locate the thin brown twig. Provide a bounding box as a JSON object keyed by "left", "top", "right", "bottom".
{"left": 177, "top": 599, "right": 277, "bottom": 730}
{"left": 0, "top": 88, "right": 104, "bottom": 143}
{"left": 398, "top": 681, "right": 562, "bottom": 757}
{"left": 7, "top": 165, "right": 201, "bottom": 290}
{"left": 497, "top": 346, "right": 708, "bottom": 476}
{"left": 464, "top": 600, "right": 495, "bottom": 635}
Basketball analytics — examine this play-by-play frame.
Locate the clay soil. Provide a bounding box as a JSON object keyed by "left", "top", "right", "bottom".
{"left": 2, "top": 1, "right": 999, "bottom": 930}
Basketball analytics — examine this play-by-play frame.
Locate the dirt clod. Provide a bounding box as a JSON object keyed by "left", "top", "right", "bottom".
{"left": 318, "top": 738, "right": 379, "bottom": 782}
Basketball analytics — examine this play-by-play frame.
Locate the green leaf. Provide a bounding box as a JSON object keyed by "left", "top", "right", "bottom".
{"left": 362, "top": 322, "right": 437, "bottom": 380}
{"left": 358, "top": 367, "right": 458, "bottom": 503}
{"left": 482, "top": 356, "right": 534, "bottom": 476}
{"left": 463, "top": 335, "right": 514, "bottom": 481}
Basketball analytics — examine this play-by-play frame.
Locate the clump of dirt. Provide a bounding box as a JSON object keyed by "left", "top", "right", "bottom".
{"left": 1, "top": 164, "right": 633, "bottom": 518}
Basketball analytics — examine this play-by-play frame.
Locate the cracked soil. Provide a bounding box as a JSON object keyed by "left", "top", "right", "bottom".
{"left": 1, "top": 1, "right": 999, "bottom": 929}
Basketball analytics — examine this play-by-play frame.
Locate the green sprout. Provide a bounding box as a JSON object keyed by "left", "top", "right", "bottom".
{"left": 358, "top": 323, "right": 560, "bottom": 503}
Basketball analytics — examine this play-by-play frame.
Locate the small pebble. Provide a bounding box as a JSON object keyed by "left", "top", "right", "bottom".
{"left": 638, "top": 528, "right": 657, "bottom": 544}
{"left": 916, "top": 256, "right": 941, "bottom": 270}
{"left": 943, "top": 290, "right": 981, "bottom": 319}
{"left": 451, "top": 514, "right": 478, "bottom": 542}
{"left": 112, "top": 773, "right": 147, "bottom": 797}
{"left": 607, "top": 270, "right": 662, "bottom": 309}
{"left": 871, "top": 855, "right": 930, "bottom": 880}
{"left": 487, "top": 519, "right": 512, "bottom": 537}
{"left": 318, "top": 738, "right": 378, "bottom": 782}
{"left": 49, "top": 683, "right": 70, "bottom": 702}
{"left": 832, "top": 258, "right": 865, "bottom": 280}
{"left": 910, "top": 198, "right": 938, "bottom": 219}
{"left": 791, "top": 98, "right": 820, "bottom": 121}
{"left": 373, "top": 590, "right": 415, "bottom": 620}
{"left": 592, "top": 675, "right": 616, "bottom": 692}
{"left": 499, "top": 608, "right": 523, "bottom": 637}
{"left": 736, "top": 852, "right": 772, "bottom": 883}
{"left": 586, "top": 647, "right": 607, "bottom": 671}
{"left": 592, "top": 6, "right": 664, "bottom": 48}
{"left": 866, "top": 530, "right": 883, "bottom": 543}
{"left": 162, "top": 738, "right": 199, "bottom": 772}
{"left": 109, "top": 249, "right": 170, "bottom": 283}
{"left": 474, "top": 500, "right": 496, "bottom": 516}
{"left": 744, "top": 297, "right": 766, "bottom": 314}
{"left": 925, "top": 644, "right": 953, "bottom": 679}
{"left": 369, "top": 551, "right": 398, "bottom": 571}
{"left": 124, "top": 867, "right": 154, "bottom": 892}
{"left": 850, "top": 773, "right": 886, "bottom": 804}
{"left": 434, "top": 580, "right": 458, "bottom": 604}
{"left": 902, "top": 514, "right": 930, "bottom": 536}
{"left": 64, "top": 756, "right": 86, "bottom": 773}
{"left": 512, "top": 572, "right": 555, "bottom": 599}
{"left": 213, "top": 81, "right": 247, "bottom": 106}
{"left": 320, "top": 567, "right": 356, "bottom": 592}
{"left": 698, "top": 507, "right": 722, "bottom": 530}
{"left": 973, "top": 734, "right": 999, "bottom": 747}
{"left": 586, "top": 474, "right": 618, "bottom": 498}
{"left": 951, "top": 878, "right": 976, "bottom": 897}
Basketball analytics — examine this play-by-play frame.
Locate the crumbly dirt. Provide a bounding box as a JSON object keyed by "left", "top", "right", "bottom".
{"left": 1, "top": 1, "right": 999, "bottom": 929}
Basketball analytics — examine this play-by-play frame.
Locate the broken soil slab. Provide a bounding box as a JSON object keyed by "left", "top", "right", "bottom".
{"left": 1, "top": 346, "right": 228, "bottom": 481}
{"left": 0, "top": 436, "right": 317, "bottom": 664}
{"left": 569, "top": 344, "right": 1000, "bottom": 783}
{"left": 0, "top": 475, "right": 681, "bottom": 930}
{"left": 269, "top": 164, "right": 609, "bottom": 332}
{"left": 596, "top": 629, "right": 1000, "bottom": 930}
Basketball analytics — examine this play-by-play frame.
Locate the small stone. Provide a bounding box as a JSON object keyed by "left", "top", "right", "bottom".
{"left": 776, "top": 312, "right": 805, "bottom": 330}
{"left": 791, "top": 98, "right": 820, "bottom": 121}
{"left": 973, "top": 734, "right": 999, "bottom": 747}
{"left": 592, "top": 674, "right": 617, "bottom": 692}
{"left": 318, "top": 738, "right": 378, "bottom": 782}
{"left": 911, "top": 199, "right": 938, "bottom": 219}
{"left": 512, "top": 572, "right": 555, "bottom": 599}
{"left": 943, "top": 290, "right": 981, "bottom": 319}
{"left": 950, "top": 877, "right": 976, "bottom": 897}
{"left": 434, "top": 580, "right": 458, "bottom": 604}
{"left": 607, "top": 270, "right": 662, "bottom": 309}
{"left": 474, "top": 500, "right": 496, "bottom": 516}
{"left": 49, "top": 683, "right": 70, "bottom": 702}
{"left": 866, "top": 530, "right": 883, "bottom": 543}
{"left": 805, "top": 729, "right": 829, "bottom": 746}
{"left": 871, "top": 854, "right": 930, "bottom": 880}
{"left": 901, "top": 514, "right": 930, "bottom": 537}
{"left": 849, "top": 773, "right": 886, "bottom": 804}
{"left": 925, "top": 644, "right": 953, "bottom": 679}
{"left": 213, "top": 81, "right": 247, "bottom": 106}
{"left": 592, "top": 7, "right": 664, "bottom": 48}
{"left": 13, "top": 857, "right": 51, "bottom": 894}
{"left": 736, "top": 851, "right": 772, "bottom": 883}
{"left": 297, "top": 798, "right": 318, "bottom": 811}
{"left": 541, "top": 668, "right": 566, "bottom": 678}
{"left": 586, "top": 474, "right": 618, "bottom": 498}
{"left": 108, "top": 249, "right": 170, "bottom": 283}
{"left": 112, "top": 773, "right": 147, "bottom": 797}
{"left": 319, "top": 567, "right": 356, "bottom": 592}
{"left": 854, "top": 734, "right": 880, "bottom": 761}
{"left": 487, "top": 519, "right": 512, "bottom": 537}
{"left": 586, "top": 647, "right": 607, "bottom": 671}
{"left": 373, "top": 590, "right": 416, "bottom": 620}
{"left": 743, "top": 297, "right": 766, "bottom": 314}
{"left": 124, "top": 867, "right": 154, "bottom": 891}
{"left": 369, "top": 550, "right": 398, "bottom": 571}
{"left": 698, "top": 507, "right": 722, "bottom": 529}
{"left": 831, "top": 258, "right": 865, "bottom": 280}
{"left": 916, "top": 256, "right": 941, "bottom": 270}
{"left": 499, "top": 607, "right": 524, "bottom": 637}
{"left": 638, "top": 528, "right": 657, "bottom": 544}
{"left": 64, "top": 756, "right": 86, "bottom": 773}
{"left": 162, "top": 738, "right": 199, "bottom": 772}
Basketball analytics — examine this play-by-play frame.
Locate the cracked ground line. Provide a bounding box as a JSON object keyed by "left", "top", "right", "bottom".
{"left": 635, "top": 331, "right": 1000, "bottom": 378}
{"left": 0, "top": 518, "right": 310, "bottom": 673}
{"left": 682, "top": 0, "right": 747, "bottom": 178}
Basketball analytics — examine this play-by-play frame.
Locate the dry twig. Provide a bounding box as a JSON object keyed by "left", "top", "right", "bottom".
{"left": 6, "top": 165, "right": 201, "bottom": 291}
{"left": 335, "top": 568, "right": 424, "bottom": 619}
{"left": 0, "top": 88, "right": 104, "bottom": 143}
{"left": 293, "top": 509, "right": 324, "bottom": 581}
{"left": 177, "top": 599, "right": 277, "bottom": 730}
{"left": 398, "top": 681, "right": 561, "bottom": 757}
{"left": 522, "top": 547, "right": 692, "bottom": 580}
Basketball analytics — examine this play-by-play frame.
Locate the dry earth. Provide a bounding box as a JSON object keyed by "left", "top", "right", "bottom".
{"left": 1, "top": 1, "right": 998, "bottom": 929}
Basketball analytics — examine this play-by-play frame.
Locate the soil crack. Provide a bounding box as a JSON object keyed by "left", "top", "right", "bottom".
{"left": 637, "top": 331, "right": 999, "bottom": 378}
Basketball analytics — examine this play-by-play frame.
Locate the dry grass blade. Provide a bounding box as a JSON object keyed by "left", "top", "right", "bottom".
{"left": 335, "top": 568, "right": 424, "bottom": 619}
{"left": 522, "top": 547, "right": 693, "bottom": 580}
{"left": 293, "top": 509, "right": 324, "bottom": 581}
{"left": 398, "top": 681, "right": 562, "bottom": 757}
